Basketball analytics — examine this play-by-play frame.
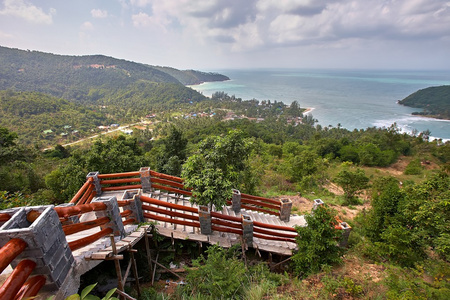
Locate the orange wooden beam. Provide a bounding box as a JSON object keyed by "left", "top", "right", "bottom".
{"left": 0, "top": 239, "right": 27, "bottom": 274}
{"left": 0, "top": 259, "right": 36, "bottom": 300}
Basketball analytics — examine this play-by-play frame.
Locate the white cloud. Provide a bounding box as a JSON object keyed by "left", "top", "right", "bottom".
{"left": 131, "top": 12, "right": 170, "bottom": 30}
{"left": 0, "top": 0, "right": 55, "bottom": 24}
{"left": 81, "top": 21, "right": 94, "bottom": 31}
{"left": 91, "top": 9, "right": 108, "bottom": 19}
{"left": 125, "top": 0, "right": 450, "bottom": 55}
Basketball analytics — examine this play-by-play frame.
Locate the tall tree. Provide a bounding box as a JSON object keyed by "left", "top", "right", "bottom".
{"left": 181, "top": 130, "right": 251, "bottom": 210}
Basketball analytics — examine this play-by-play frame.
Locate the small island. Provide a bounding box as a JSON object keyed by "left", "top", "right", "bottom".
{"left": 398, "top": 85, "right": 450, "bottom": 120}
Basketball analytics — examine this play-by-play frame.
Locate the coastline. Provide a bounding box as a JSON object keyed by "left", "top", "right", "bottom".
{"left": 303, "top": 107, "right": 315, "bottom": 114}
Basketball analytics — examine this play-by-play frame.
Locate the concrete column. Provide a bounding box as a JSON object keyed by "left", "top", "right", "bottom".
{"left": 0, "top": 205, "right": 75, "bottom": 289}
{"left": 231, "top": 189, "right": 241, "bottom": 213}
{"left": 241, "top": 214, "right": 253, "bottom": 247}
{"left": 198, "top": 205, "right": 212, "bottom": 235}
{"left": 86, "top": 171, "right": 102, "bottom": 197}
{"left": 279, "top": 198, "right": 293, "bottom": 222}
{"left": 121, "top": 189, "right": 144, "bottom": 223}
{"left": 338, "top": 222, "right": 352, "bottom": 248}
{"left": 312, "top": 199, "right": 324, "bottom": 211}
{"left": 93, "top": 196, "right": 126, "bottom": 238}
{"left": 140, "top": 167, "right": 151, "bottom": 193}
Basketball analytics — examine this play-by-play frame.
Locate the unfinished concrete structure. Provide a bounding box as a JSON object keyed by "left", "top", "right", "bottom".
{"left": 0, "top": 168, "right": 350, "bottom": 299}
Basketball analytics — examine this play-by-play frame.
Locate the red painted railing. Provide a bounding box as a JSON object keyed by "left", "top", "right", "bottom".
{"left": 0, "top": 213, "right": 11, "bottom": 222}
{"left": 0, "top": 259, "right": 37, "bottom": 300}
{"left": 14, "top": 275, "right": 46, "bottom": 300}
{"left": 68, "top": 227, "right": 114, "bottom": 251}
{"left": 0, "top": 239, "right": 27, "bottom": 274}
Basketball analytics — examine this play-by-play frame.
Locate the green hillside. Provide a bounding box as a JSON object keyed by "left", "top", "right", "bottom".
{"left": 398, "top": 85, "right": 450, "bottom": 119}
{"left": 154, "top": 66, "right": 229, "bottom": 85}
{"left": 0, "top": 90, "right": 110, "bottom": 145}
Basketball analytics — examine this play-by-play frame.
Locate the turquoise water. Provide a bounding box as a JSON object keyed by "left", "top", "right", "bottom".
{"left": 190, "top": 69, "right": 450, "bottom": 140}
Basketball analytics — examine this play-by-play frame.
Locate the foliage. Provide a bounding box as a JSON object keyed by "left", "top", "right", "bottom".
{"left": 399, "top": 85, "right": 450, "bottom": 119}
{"left": 181, "top": 130, "right": 252, "bottom": 209}
{"left": 404, "top": 158, "right": 423, "bottom": 175}
{"left": 65, "top": 283, "right": 118, "bottom": 300}
{"left": 183, "top": 245, "right": 247, "bottom": 299}
{"left": 182, "top": 244, "right": 285, "bottom": 300}
{"left": 292, "top": 205, "right": 344, "bottom": 277}
{"left": 334, "top": 164, "right": 369, "bottom": 204}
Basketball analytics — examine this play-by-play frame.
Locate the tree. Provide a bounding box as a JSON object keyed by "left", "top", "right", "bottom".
{"left": 292, "top": 204, "right": 344, "bottom": 277}
{"left": 334, "top": 165, "right": 369, "bottom": 204}
{"left": 181, "top": 130, "right": 252, "bottom": 210}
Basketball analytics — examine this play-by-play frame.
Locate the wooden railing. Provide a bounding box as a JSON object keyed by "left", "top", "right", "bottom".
{"left": 0, "top": 239, "right": 46, "bottom": 300}
{"left": 140, "top": 195, "right": 297, "bottom": 244}
{"left": 69, "top": 170, "right": 284, "bottom": 217}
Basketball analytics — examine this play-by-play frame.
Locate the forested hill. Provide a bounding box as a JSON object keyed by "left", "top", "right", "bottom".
{"left": 398, "top": 85, "right": 450, "bottom": 119}
{"left": 0, "top": 46, "right": 225, "bottom": 106}
{"left": 153, "top": 66, "right": 229, "bottom": 85}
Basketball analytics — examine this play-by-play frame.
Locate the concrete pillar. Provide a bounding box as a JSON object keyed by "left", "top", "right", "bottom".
{"left": 121, "top": 189, "right": 144, "bottom": 223}
{"left": 279, "top": 198, "right": 293, "bottom": 222}
{"left": 339, "top": 222, "right": 352, "bottom": 248}
{"left": 86, "top": 171, "right": 102, "bottom": 197}
{"left": 242, "top": 214, "right": 253, "bottom": 247}
{"left": 198, "top": 206, "right": 212, "bottom": 235}
{"left": 0, "top": 205, "right": 75, "bottom": 290}
{"left": 312, "top": 199, "right": 324, "bottom": 211}
{"left": 140, "top": 167, "right": 151, "bottom": 193}
{"left": 231, "top": 189, "right": 241, "bottom": 213}
{"left": 93, "top": 196, "right": 126, "bottom": 238}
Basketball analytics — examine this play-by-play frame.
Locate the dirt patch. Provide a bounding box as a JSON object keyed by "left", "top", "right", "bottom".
{"left": 274, "top": 195, "right": 314, "bottom": 215}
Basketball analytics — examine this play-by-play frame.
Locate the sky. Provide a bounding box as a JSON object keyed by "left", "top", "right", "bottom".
{"left": 1, "top": 0, "right": 450, "bottom": 70}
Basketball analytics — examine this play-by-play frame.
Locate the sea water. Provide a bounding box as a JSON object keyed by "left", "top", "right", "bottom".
{"left": 189, "top": 69, "right": 450, "bottom": 141}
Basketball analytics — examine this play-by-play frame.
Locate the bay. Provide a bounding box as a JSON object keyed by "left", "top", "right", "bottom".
{"left": 189, "top": 69, "right": 450, "bottom": 141}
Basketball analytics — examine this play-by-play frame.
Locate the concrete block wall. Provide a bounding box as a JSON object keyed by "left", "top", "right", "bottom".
{"left": 0, "top": 205, "right": 74, "bottom": 290}
{"left": 231, "top": 189, "right": 241, "bottom": 213}
{"left": 93, "top": 196, "right": 126, "bottom": 238}
{"left": 279, "top": 198, "right": 293, "bottom": 221}
{"left": 242, "top": 214, "right": 253, "bottom": 246}
{"left": 140, "top": 167, "right": 151, "bottom": 193}
{"left": 86, "top": 171, "right": 102, "bottom": 196}
{"left": 121, "top": 189, "right": 144, "bottom": 223}
{"left": 198, "top": 205, "right": 212, "bottom": 235}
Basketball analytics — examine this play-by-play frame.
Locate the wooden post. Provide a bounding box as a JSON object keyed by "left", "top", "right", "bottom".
{"left": 110, "top": 235, "right": 124, "bottom": 299}
{"left": 144, "top": 227, "right": 153, "bottom": 278}
{"left": 129, "top": 245, "right": 141, "bottom": 297}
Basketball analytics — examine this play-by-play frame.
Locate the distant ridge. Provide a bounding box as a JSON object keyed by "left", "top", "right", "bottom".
{"left": 153, "top": 66, "right": 229, "bottom": 85}
{"left": 0, "top": 46, "right": 228, "bottom": 104}
{"left": 398, "top": 85, "right": 450, "bottom": 120}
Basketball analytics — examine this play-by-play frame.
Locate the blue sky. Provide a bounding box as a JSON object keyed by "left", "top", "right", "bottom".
{"left": 1, "top": 0, "right": 449, "bottom": 70}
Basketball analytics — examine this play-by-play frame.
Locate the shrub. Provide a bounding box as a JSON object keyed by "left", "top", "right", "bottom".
{"left": 292, "top": 205, "right": 344, "bottom": 277}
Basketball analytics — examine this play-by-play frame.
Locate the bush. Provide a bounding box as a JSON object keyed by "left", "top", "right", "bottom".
{"left": 404, "top": 158, "right": 423, "bottom": 175}
{"left": 291, "top": 205, "right": 344, "bottom": 277}
{"left": 183, "top": 245, "right": 247, "bottom": 299}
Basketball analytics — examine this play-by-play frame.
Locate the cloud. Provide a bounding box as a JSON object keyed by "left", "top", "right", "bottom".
{"left": 127, "top": 0, "right": 450, "bottom": 52}
{"left": 81, "top": 21, "right": 94, "bottom": 31}
{"left": 91, "top": 9, "right": 108, "bottom": 19}
{"left": 0, "top": 0, "right": 55, "bottom": 24}
{"left": 131, "top": 12, "right": 170, "bottom": 30}
{"left": 130, "top": 0, "right": 152, "bottom": 8}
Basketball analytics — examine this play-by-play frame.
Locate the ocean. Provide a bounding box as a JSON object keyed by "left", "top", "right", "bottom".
{"left": 189, "top": 69, "right": 450, "bottom": 141}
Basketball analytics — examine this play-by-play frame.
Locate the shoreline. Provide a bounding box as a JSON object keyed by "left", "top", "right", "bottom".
{"left": 303, "top": 107, "right": 315, "bottom": 114}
